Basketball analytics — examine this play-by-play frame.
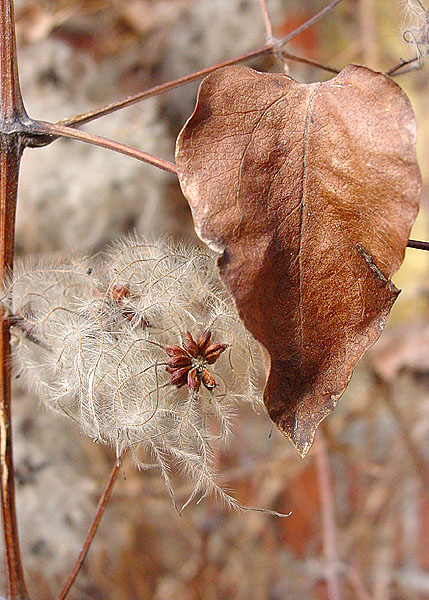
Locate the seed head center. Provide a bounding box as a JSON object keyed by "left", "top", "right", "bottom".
{"left": 192, "top": 356, "right": 208, "bottom": 373}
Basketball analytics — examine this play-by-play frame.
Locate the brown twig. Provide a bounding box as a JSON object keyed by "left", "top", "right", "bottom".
{"left": 58, "top": 0, "right": 346, "bottom": 129}
{"left": 277, "top": 50, "right": 340, "bottom": 74}
{"left": 39, "top": 0, "right": 347, "bottom": 170}
{"left": 57, "top": 44, "right": 271, "bottom": 128}
{"left": 0, "top": 0, "right": 30, "bottom": 597}
{"left": 385, "top": 56, "right": 420, "bottom": 76}
{"left": 315, "top": 431, "right": 342, "bottom": 600}
{"left": 7, "top": 316, "right": 49, "bottom": 350}
{"left": 276, "top": 0, "right": 346, "bottom": 50}
{"left": 38, "top": 121, "right": 178, "bottom": 175}
{"left": 258, "top": 0, "right": 273, "bottom": 41}
{"left": 56, "top": 459, "right": 121, "bottom": 600}
{"left": 380, "top": 382, "right": 429, "bottom": 494}
{"left": 358, "top": 0, "right": 378, "bottom": 69}
{"left": 347, "top": 563, "right": 374, "bottom": 600}
{"left": 407, "top": 239, "right": 429, "bottom": 251}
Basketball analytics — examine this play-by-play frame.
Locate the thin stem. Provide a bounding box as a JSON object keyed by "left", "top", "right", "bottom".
{"left": 7, "top": 315, "right": 49, "bottom": 349}
{"left": 278, "top": 50, "right": 340, "bottom": 74}
{"left": 385, "top": 56, "right": 420, "bottom": 76}
{"left": 0, "top": 0, "right": 30, "bottom": 597}
{"left": 358, "top": 0, "right": 378, "bottom": 69}
{"left": 37, "top": 121, "right": 178, "bottom": 175}
{"left": 258, "top": 0, "right": 273, "bottom": 41}
{"left": 59, "top": 0, "right": 346, "bottom": 129}
{"left": 58, "top": 48, "right": 339, "bottom": 130}
{"left": 407, "top": 239, "right": 429, "bottom": 251}
{"left": 56, "top": 460, "right": 121, "bottom": 600}
{"left": 0, "top": 0, "right": 25, "bottom": 121}
{"left": 315, "top": 431, "right": 342, "bottom": 600}
{"left": 347, "top": 564, "right": 374, "bottom": 600}
{"left": 0, "top": 141, "right": 28, "bottom": 600}
{"left": 381, "top": 384, "right": 429, "bottom": 494}
{"left": 391, "top": 63, "right": 422, "bottom": 76}
{"left": 277, "top": 0, "right": 346, "bottom": 49}
{"left": 57, "top": 45, "right": 272, "bottom": 129}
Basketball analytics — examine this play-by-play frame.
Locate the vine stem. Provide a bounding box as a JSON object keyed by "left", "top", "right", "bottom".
{"left": 407, "top": 238, "right": 429, "bottom": 251}
{"left": 56, "top": 460, "right": 121, "bottom": 600}
{"left": 385, "top": 56, "right": 420, "bottom": 76}
{"left": 58, "top": 0, "right": 346, "bottom": 129}
{"left": 0, "top": 141, "right": 27, "bottom": 600}
{"left": 379, "top": 382, "right": 429, "bottom": 494}
{"left": 258, "top": 0, "right": 273, "bottom": 41}
{"left": 58, "top": 44, "right": 271, "bottom": 128}
{"left": 315, "top": 431, "right": 342, "bottom": 600}
{"left": 0, "top": 0, "right": 30, "bottom": 597}
{"left": 38, "top": 121, "right": 178, "bottom": 175}
{"left": 34, "top": 0, "right": 348, "bottom": 174}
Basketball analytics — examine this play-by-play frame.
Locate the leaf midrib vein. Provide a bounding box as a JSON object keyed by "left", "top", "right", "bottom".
{"left": 298, "top": 85, "right": 318, "bottom": 365}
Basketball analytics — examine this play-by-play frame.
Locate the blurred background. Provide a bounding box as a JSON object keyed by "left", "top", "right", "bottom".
{"left": 3, "top": 0, "right": 429, "bottom": 597}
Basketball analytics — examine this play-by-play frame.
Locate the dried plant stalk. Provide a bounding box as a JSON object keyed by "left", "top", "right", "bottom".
{"left": 0, "top": 0, "right": 30, "bottom": 596}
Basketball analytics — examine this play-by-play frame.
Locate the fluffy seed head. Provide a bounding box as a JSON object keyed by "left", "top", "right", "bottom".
{"left": 400, "top": 0, "right": 429, "bottom": 58}
{"left": 2, "top": 237, "right": 266, "bottom": 510}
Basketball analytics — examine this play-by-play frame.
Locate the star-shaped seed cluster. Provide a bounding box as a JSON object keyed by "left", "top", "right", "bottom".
{"left": 165, "top": 330, "right": 228, "bottom": 392}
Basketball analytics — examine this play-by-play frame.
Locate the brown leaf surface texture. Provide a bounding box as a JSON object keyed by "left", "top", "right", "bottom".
{"left": 175, "top": 65, "right": 421, "bottom": 457}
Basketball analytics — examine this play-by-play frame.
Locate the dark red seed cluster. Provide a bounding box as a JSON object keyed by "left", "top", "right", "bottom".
{"left": 94, "top": 285, "right": 142, "bottom": 323}
{"left": 165, "top": 330, "right": 228, "bottom": 392}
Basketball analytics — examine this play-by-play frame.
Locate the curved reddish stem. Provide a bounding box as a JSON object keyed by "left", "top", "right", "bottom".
{"left": 37, "top": 121, "right": 178, "bottom": 175}
{"left": 56, "top": 460, "right": 121, "bottom": 600}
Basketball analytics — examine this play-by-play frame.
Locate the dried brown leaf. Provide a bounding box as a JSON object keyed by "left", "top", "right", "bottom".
{"left": 175, "top": 65, "right": 421, "bottom": 457}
